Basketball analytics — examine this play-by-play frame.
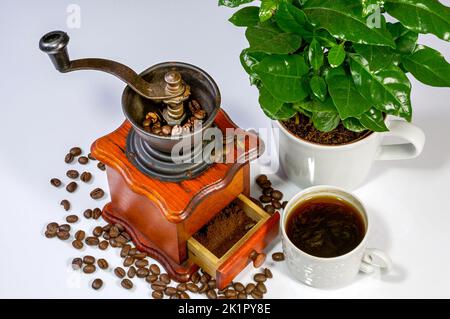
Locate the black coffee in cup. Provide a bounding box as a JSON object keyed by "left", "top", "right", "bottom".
{"left": 286, "top": 196, "right": 365, "bottom": 258}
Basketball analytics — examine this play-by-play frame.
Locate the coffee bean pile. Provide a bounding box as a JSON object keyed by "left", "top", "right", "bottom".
{"left": 142, "top": 99, "right": 207, "bottom": 137}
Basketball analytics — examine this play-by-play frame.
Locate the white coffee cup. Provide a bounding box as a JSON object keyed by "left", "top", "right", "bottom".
{"left": 281, "top": 185, "right": 392, "bottom": 288}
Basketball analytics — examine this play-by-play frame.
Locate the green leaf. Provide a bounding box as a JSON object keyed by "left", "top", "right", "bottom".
{"left": 326, "top": 67, "right": 373, "bottom": 120}
{"left": 313, "top": 29, "right": 337, "bottom": 47}
{"left": 254, "top": 54, "right": 309, "bottom": 102}
{"left": 352, "top": 44, "right": 395, "bottom": 71}
{"left": 294, "top": 97, "right": 336, "bottom": 113}
{"left": 327, "top": 44, "right": 346, "bottom": 68}
{"left": 361, "top": 0, "right": 385, "bottom": 17}
{"left": 219, "top": 0, "right": 254, "bottom": 8}
{"left": 387, "top": 22, "right": 418, "bottom": 54}
{"left": 308, "top": 39, "right": 324, "bottom": 71}
{"left": 303, "top": 0, "right": 396, "bottom": 48}
{"left": 260, "top": 0, "right": 279, "bottom": 22}
{"left": 240, "top": 49, "right": 267, "bottom": 84}
{"left": 246, "top": 24, "right": 302, "bottom": 54}
{"left": 309, "top": 75, "right": 327, "bottom": 101}
{"left": 229, "top": 6, "right": 260, "bottom": 27}
{"left": 259, "top": 85, "right": 297, "bottom": 120}
{"left": 343, "top": 117, "right": 367, "bottom": 132}
{"left": 275, "top": 1, "right": 307, "bottom": 34}
{"left": 403, "top": 45, "right": 450, "bottom": 87}
{"left": 349, "top": 54, "right": 412, "bottom": 121}
{"left": 384, "top": 0, "right": 450, "bottom": 42}
{"left": 358, "top": 108, "right": 389, "bottom": 132}
{"left": 312, "top": 100, "right": 341, "bottom": 132}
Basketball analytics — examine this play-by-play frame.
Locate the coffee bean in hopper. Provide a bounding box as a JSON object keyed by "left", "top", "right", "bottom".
{"left": 70, "top": 147, "right": 82, "bottom": 156}
{"left": 91, "top": 278, "right": 103, "bottom": 290}
{"left": 50, "top": 178, "right": 62, "bottom": 187}
{"left": 90, "top": 188, "right": 104, "bottom": 200}
{"left": 80, "top": 171, "right": 92, "bottom": 183}
{"left": 66, "top": 170, "right": 79, "bottom": 179}
{"left": 60, "top": 199, "right": 70, "bottom": 211}
{"left": 78, "top": 156, "right": 89, "bottom": 165}
{"left": 66, "top": 182, "right": 78, "bottom": 193}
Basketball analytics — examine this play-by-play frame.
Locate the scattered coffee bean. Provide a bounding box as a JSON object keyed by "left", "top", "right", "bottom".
{"left": 190, "top": 272, "right": 200, "bottom": 284}
{"left": 149, "top": 264, "right": 160, "bottom": 275}
{"left": 78, "top": 156, "right": 89, "bottom": 165}
{"left": 263, "top": 187, "right": 273, "bottom": 196}
{"left": 146, "top": 275, "right": 158, "bottom": 283}
{"left": 272, "top": 252, "right": 285, "bottom": 262}
{"left": 264, "top": 268, "right": 273, "bottom": 279}
{"left": 281, "top": 201, "right": 288, "bottom": 209}
{"left": 264, "top": 205, "right": 275, "bottom": 215}
{"left": 121, "top": 279, "right": 133, "bottom": 290}
{"left": 165, "top": 287, "right": 178, "bottom": 296}
{"left": 170, "top": 293, "right": 180, "bottom": 299}
{"left": 259, "top": 180, "right": 272, "bottom": 189}
{"left": 234, "top": 282, "right": 245, "bottom": 292}
{"left": 70, "top": 147, "right": 82, "bottom": 156}
{"left": 120, "top": 245, "right": 131, "bottom": 258}
{"left": 186, "top": 283, "right": 199, "bottom": 293}
{"left": 272, "top": 200, "right": 282, "bottom": 209}
{"left": 92, "top": 278, "right": 103, "bottom": 290}
{"left": 83, "top": 209, "right": 93, "bottom": 219}
{"left": 177, "top": 283, "right": 187, "bottom": 292}
{"left": 66, "top": 170, "right": 79, "bottom": 179}
{"left": 83, "top": 255, "right": 95, "bottom": 264}
{"left": 72, "top": 240, "right": 83, "bottom": 249}
{"left": 98, "top": 240, "right": 109, "bottom": 250}
{"left": 46, "top": 222, "right": 59, "bottom": 233}
{"left": 256, "top": 282, "right": 267, "bottom": 294}
{"left": 74, "top": 230, "right": 85, "bottom": 241}
{"left": 256, "top": 175, "right": 268, "bottom": 185}
{"left": 208, "top": 279, "right": 216, "bottom": 289}
{"left": 56, "top": 230, "right": 70, "bottom": 240}
{"left": 254, "top": 273, "right": 267, "bottom": 282}
{"left": 90, "top": 188, "right": 104, "bottom": 200}
{"left": 97, "top": 258, "right": 108, "bottom": 270}
{"left": 151, "top": 281, "right": 166, "bottom": 292}
{"left": 271, "top": 190, "right": 283, "bottom": 200}
{"left": 66, "top": 215, "right": 78, "bottom": 223}
{"left": 114, "top": 267, "right": 126, "bottom": 279}
{"left": 66, "top": 182, "right": 78, "bottom": 193}
{"left": 92, "top": 226, "right": 103, "bottom": 237}
{"left": 85, "top": 236, "right": 99, "bottom": 246}
{"left": 83, "top": 264, "right": 96, "bottom": 274}
{"left": 259, "top": 195, "right": 271, "bottom": 203}
{"left": 135, "top": 259, "right": 148, "bottom": 268}
{"left": 97, "top": 162, "right": 106, "bottom": 171}
{"left": 60, "top": 199, "right": 71, "bottom": 211}
{"left": 92, "top": 208, "right": 102, "bottom": 219}
{"left": 136, "top": 268, "right": 149, "bottom": 278}
{"left": 72, "top": 258, "right": 83, "bottom": 270}
{"left": 152, "top": 290, "right": 163, "bottom": 299}
{"left": 179, "top": 292, "right": 190, "bottom": 299}
{"left": 65, "top": 153, "right": 74, "bottom": 164}
{"left": 123, "top": 256, "right": 134, "bottom": 267}
{"left": 127, "top": 266, "right": 136, "bottom": 278}
{"left": 224, "top": 289, "right": 238, "bottom": 298}
{"left": 238, "top": 292, "right": 247, "bottom": 299}
{"left": 80, "top": 172, "right": 92, "bottom": 183}
{"left": 253, "top": 253, "right": 266, "bottom": 268}
{"left": 249, "top": 250, "right": 258, "bottom": 260}
{"left": 207, "top": 289, "right": 217, "bottom": 299}
{"left": 50, "top": 178, "right": 62, "bottom": 187}
{"left": 160, "top": 273, "right": 171, "bottom": 285}
{"left": 88, "top": 153, "right": 96, "bottom": 161}
{"left": 251, "top": 290, "right": 263, "bottom": 299}
{"left": 59, "top": 224, "right": 71, "bottom": 232}
{"left": 245, "top": 283, "right": 256, "bottom": 294}
{"left": 198, "top": 283, "right": 209, "bottom": 294}
{"left": 134, "top": 252, "right": 146, "bottom": 259}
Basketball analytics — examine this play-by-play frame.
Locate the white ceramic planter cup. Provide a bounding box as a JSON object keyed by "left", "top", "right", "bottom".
{"left": 281, "top": 186, "right": 392, "bottom": 289}
{"left": 274, "top": 119, "right": 425, "bottom": 190}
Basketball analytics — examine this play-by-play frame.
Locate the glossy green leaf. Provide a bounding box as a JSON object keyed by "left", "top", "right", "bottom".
{"left": 240, "top": 49, "right": 267, "bottom": 84}
{"left": 384, "top": 0, "right": 450, "bottom": 42}
{"left": 326, "top": 67, "right": 373, "bottom": 120}
{"left": 303, "top": 0, "right": 396, "bottom": 48}
{"left": 246, "top": 24, "right": 302, "bottom": 54}
{"left": 343, "top": 117, "right": 367, "bottom": 132}
{"left": 229, "top": 6, "right": 260, "bottom": 27}
{"left": 309, "top": 75, "right": 327, "bottom": 101}
{"left": 275, "top": 1, "right": 307, "bottom": 34}
{"left": 313, "top": 29, "right": 337, "bottom": 47}
{"left": 308, "top": 39, "right": 324, "bottom": 71}
{"left": 327, "top": 45, "right": 346, "bottom": 68}
{"left": 219, "top": 0, "right": 254, "bottom": 8}
{"left": 312, "top": 100, "right": 341, "bottom": 132}
{"left": 403, "top": 45, "right": 450, "bottom": 87}
{"left": 259, "top": 85, "right": 297, "bottom": 120}
{"left": 260, "top": 0, "right": 279, "bottom": 22}
{"left": 387, "top": 22, "right": 418, "bottom": 54}
{"left": 352, "top": 44, "right": 394, "bottom": 71}
{"left": 349, "top": 54, "right": 412, "bottom": 121}
{"left": 254, "top": 54, "right": 309, "bottom": 102}
{"left": 358, "top": 107, "right": 389, "bottom": 132}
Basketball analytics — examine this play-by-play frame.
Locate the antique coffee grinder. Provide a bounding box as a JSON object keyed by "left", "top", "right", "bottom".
{"left": 40, "top": 31, "right": 279, "bottom": 289}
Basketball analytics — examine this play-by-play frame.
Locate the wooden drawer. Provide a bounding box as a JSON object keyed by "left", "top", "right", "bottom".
{"left": 187, "top": 194, "right": 280, "bottom": 289}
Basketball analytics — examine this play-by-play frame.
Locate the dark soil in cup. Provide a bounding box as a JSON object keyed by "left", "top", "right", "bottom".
{"left": 193, "top": 201, "right": 255, "bottom": 258}
{"left": 281, "top": 113, "right": 371, "bottom": 145}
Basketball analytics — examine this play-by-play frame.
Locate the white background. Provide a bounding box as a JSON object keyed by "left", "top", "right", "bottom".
{"left": 0, "top": 0, "right": 450, "bottom": 299}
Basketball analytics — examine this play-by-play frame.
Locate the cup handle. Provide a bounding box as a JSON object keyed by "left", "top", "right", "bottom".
{"left": 376, "top": 120, "right": 425, "bottom": 161}
{"left": 359, "top": 248, "right": 392, "bottom": 274}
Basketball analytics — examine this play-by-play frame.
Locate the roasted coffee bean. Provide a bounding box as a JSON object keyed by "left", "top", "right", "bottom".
{"left": 66, "top": 215, "right": 78, "bottom": 223}
{"left": 123, "top": 256, "right": 134, "bottom": 267}
{"left": 224, "top": 289, "right": 238, "bottom": 298}
{"left": 72, "top": 240, "right": 83, "bottom": 249}
{"left": 254, "top": 273, "right": 267, "bottom": 282}
{"left": 127, "top": 266, "right": 136, "bottom": 278}
{"left": 121, "top": 232, "right": 131, "bottom": 242}
{"left": 145, "top": 275, "right": 158, "bottom": 283}
{"left": 253, "top": 253, "right": 266, "bottom": 268}
{"left": 170, "top": 293, "right": 180, "bottom": 299}
{"left": 190, "top": 272, "right": 200, "bottom": 283}
{"left": 121, "top": 279, "right": 133, "bottom": 290}
{"left": 83, "top": 264, "right": 96, "bottom": 274}
{"left": 233, "top": 282, "right": 245, "bottom": 292}
{"left": 85, "top": 236, "right": 99, "bottom": 246}
{"left": 59, "top": 224, "right": 71, "bottom": 232}
{"left": 66, "top": 170, "right": 79, "bottom": 179}
{"left": 92, "top": 278, "right": 103, "bottom": 290}
{"left": 135, "top": 259, "right": 148, "bottom": 268}
{"left": 259, "top": 180, "right": 272, "bottom": 189}
{"left": 238, "top": 292, "right": 247, "bottom": 299}
{"left": 78, "top": 156, "right": 89, "bottom": 165}
{"left": 74, "top": 230, "right": 85, "bottom": 241}
{"left": 92, "top": 226, "right": 103, "bottom": 237}
{"left": 249, "top": 249, "right": 258, "bottom": 260}
{"left": 179, "top": 292, "right": 190, "bottom": 299}
{"left": 207, "top": 279, "right": 216, "bottom": 289}
{"left": 114, "top": 267, "right": 126, "bottom": 279}
{"left": 161, "top": 125, "right": 172, "bottom": 136}
{"left": 177, "top": 283, "right": 187, "bottom": 292}
{"left": 272, "top": 200, "right": 282, "bottom": 209}
{"left": 256, "top": 175, "right": 268, "bottom": 185}
{"left": 149, "top": 264, "right": 160, "bottom": 275}
{"left": 272, "top": 252, "right": 285, "bottom": 262}
{"left": 83, "top": 255, "right": 95, "bottom": 264}
{"left": 186, "top": 283, "right": 199, "bottom": 293}
{"left": 92, "top": 208, "right": 102, "bottom": 220}
{"left": 109, "top": 238, "right": 120, "bottom": 248}
{"left": 152, "top": 290, "right": 163, "bottom": 299}
{"left": 271, "top": 190, "right": 283, "bottom": 200}
{"left": 60, "top": 199, "right": 70, "bottom": 211}
{"left": 120, "top": 245, "right": 131, "bottom": 258}
{"left": 97, "top": 258, "right": 108, "bottom": 270}
{"left": 47, "top": 222, "right": 59, "bottom": 232}
{"left": 200, "top": 273, "right": 211, "bottom": 283}
{"left": 115, "top": 235, "right": 128, "bottom": 245}
{"left": 194, "top": 109, "right": 206, "bottom": 120}
{"left": 160, "top": 273, "right": 171, "bottom": 284}
{"left": 56, "top": 230, "right": 70, "bottom": 240}
{"left": 66, "top": 182, "right": 78, "bottom": 193}
{"left": 102, "top": 224, "right": 111, "bottom": 232}
{"left": 45, "top": 230, "right": 56, "bottom": 238}
{"left": 72, "top": 258, "right": 83, "bottom": 270}
{"left": 136, "top": 268, "right": 149, "bottom": 278}
{"left": 97, "top": 162, "right": 106, "bottom": 171}
{"left": 128, "top": 248, "right": 137, "bottom": 256}
{"left": 164, "top": 287, "right": 178, "bottom": 296}
{"left": 264, "top": 268, "right": 273, "bottom": 279}
{"left": 98, "top": 240, "right": 109, "bottom": 250}
{"left": 245, "top": 283, "right": 256, "bottom": 294}
{"left": 70, "top": 147, "right": 82, "bottom": 156}
{"left": 281, "top": 201, "right": 288, "bottom": 209}
{"left": 88, "top": 153, "right": 96, "bottom": 161}
{"left": 264, "top": 205, "right": 275, "bottom": 215}
{"left": 80, "top": 171, "right": 92, "bottom": 183}
{"left": 206, "top": 289, "right": 217, "bottom": 299}
{"left": 256, "top": 282, "right": 267, "bottom": 294}
{"left": 133, "top": 252, "right": 147, "bottom": 259}
{"left": 83, "top": 209, "right": 93, "bottom": 219}
{"left": 90, "top": 188, "right": 104, "bottom": 200}
{"left": 65, "top": 153, "right": 74, "bottom": 164}
{"left": 259, "top": 195, "right": 272, "bottom": 203}
{"left": 151, "top": 281, "right": 166, "bottom": 292}
{"left": 116, "top": 224, "right": 125, "bottom": 232}
{"left": 251, "top": 290, "right": 263, "bottom": 299}
{"left": 198, "top": 283, "right": 208, "bottom": 294}
{"left": 263, "top": 187, "right": 273, "bottom": 196}
{"left": 50, "top": 178, "right": 62, "bottom": 187}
